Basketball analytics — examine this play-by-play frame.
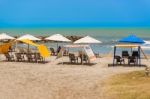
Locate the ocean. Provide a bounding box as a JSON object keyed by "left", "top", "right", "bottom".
{"left": 0, "top": 27, "right": 150, "bottom": 54}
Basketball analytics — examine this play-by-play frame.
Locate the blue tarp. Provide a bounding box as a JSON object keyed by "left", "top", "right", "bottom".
{"left": 118, "top": 35, "right": 145, "bottom": 44}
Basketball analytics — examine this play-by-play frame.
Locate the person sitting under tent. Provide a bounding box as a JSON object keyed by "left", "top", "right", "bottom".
{"left": 57, "top": 46, "right": 61, "bottom": 54}
{"left": 69, "top": 53, "right": 78, "bottom": 63}
{"left": 50, "top": 48, "right": 56, "bottom": 56}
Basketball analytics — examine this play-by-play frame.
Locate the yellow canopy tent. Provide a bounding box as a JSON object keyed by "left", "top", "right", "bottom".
{"left": 19, "top": 39, "right": 50, "bottom": 58}
{"left": 0, "top": 42, "right": 12, "bottom": 54}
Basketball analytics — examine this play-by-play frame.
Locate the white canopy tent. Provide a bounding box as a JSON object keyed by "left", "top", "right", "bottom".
{"left": 74, "top": 36, "right": 101, "bottom": 44}
{"left": 45, "top": 34, "right": 71, "bottom": 51}
{"left": 16, "top": 34, "right": 41, "bottom": 41}
{"left": 62, "top": 44, "right": 96, "bottom": 64}
{"left": 0, "top": 33, "right": 15, "bottom": 40}
{"left": 16, "top": 34, "right": 41, "bottom": 53}
{"left": 45, "top": 34, "right": 71, "bottom": 42}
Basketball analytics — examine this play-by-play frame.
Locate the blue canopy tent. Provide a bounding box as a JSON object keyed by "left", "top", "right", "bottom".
{"left": 112, "top": 35, "right": 145, "bottom": 66}
{"left": 118, "top": 34, "right": 145, "bottom": 44}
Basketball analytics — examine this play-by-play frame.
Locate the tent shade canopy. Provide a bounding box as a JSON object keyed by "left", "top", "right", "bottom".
{"left": 74, "top": 36, "right": 101, "bottom": 44}
{"left": 115, "top": 44, "right": 140, "bottom": 48}
{"left": 19, "top": 39, "right": 50, "bottom": 58}
{"left": 0, "top": 33, "right": 15, "bottom": 40}
{"left": 17, "top": 34, "right": 41, "bottom": 41}
{"left": 45, "top": 34, "right": 71, "bottom": 42}
{"left": 118, "top": 35, "right": 145, "bottom": 43}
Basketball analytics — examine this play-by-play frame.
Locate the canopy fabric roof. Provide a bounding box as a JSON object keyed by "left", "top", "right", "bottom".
{"left": 0, "top": 42, "right": 12, "bottom": 54}
{"left": 19, "top": 39, "right": 38, "bottom": 46}
{"left": 45, "top": 34, "right": 71, "bottom": 42}
{"left": 74, "top": 36, "right": 101, "bottom": 44}
{"left": 19, "top": 39, "right": 50, "bottom": 58}
{"left": 115, "top": 44, "right": 140, "bottom": 48}
{"left": 0, "top": 33, "right": 15, "bottom": 40}
{"left": 118, "top": 35, "right": 145, "bottom": 43}
{"left": 17, "top": 34, "right": 41, "bottom": 41}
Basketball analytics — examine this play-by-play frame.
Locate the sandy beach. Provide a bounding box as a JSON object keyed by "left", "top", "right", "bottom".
{"left": 0, "top": 56, "right": 146, "bottom": 99}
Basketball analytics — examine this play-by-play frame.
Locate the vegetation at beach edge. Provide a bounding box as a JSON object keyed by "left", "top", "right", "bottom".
{"left": 102, "top": 71, "right": 150, "bottom": 99}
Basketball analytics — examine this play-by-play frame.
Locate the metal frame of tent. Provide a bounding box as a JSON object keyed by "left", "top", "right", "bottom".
{"left": 112, "top": 44, "right": 143, "bottom": 66}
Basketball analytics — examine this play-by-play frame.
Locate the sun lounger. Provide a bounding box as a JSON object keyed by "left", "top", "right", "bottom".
{"left": 122, "top": 51, "right": 129, "bottom": 58}
{"left": 132, "top": 51, "right": 139, "bottom": 57}
{"left": 35, "top": 53, "right": 44, "bottom": 63}
{"left": 128, "top": 56, "right": 137, "bottom": 65}
{"left": 78, "top": 51, "right": 88, "bottom": 64}
{"left": 69, "top": 53, "right": 78, "bottom": 63}
{"left": 26, "top": 53, "right": 36, "bottom": 62}
{"left": 15, "top": 53, "right": 25, "bottom": 62}
{"left": 4, "top": 53, "right": 15, "bottom": 61}
{"left": 82, "top": 54, "right": 88, "bottom": 63}
{"left": 114, "top": 55, "right": 125, "bottom": 65}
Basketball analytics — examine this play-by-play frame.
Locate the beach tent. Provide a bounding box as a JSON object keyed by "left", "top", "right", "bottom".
{"left": 0, "top": 33, "right": 15, "bottom": 40}
{"left": 61, "top": 44, "right": 96, "bottom": 64}
{"left": 0, "top": 33, "right": 15, "bottom": 53}
{"left": 45, "top": 34, "right": 71, "bottom": 52}
{"left": 74, "top": 36, "right": 101, "bottom": 44}
{"left": 118, "top": 34, "right": 145, "bottom": 43}
{"left": 16, "top": 34, "right": 41, "bottom": 41}
{"left": 45, "top": 34, "right": 71, "bottom": 42}
{"left": 0, "top": 42, "right": 13, "bottom": 54}
{"left": 19, "top": 39, "right": 50, "bottom": 58}
{"left": 111, "top": 44, "right": 147, "bottom": 66}
{"left": 16, "top": 34, "right": 41, "bottom": 53}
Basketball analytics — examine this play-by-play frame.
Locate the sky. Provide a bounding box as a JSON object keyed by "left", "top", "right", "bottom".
{"left": 0, "top": 0, "right": 150, "bottom": 27}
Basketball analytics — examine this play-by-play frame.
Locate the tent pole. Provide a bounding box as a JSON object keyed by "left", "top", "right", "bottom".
{"left": 113, "top": 46, "right": 116, "bottom": 66}
{"left": 138, "top": 46, "right": 141, "bottom": 66}
{"left": 62, "top": 48, "right": 64, "bottom": 65}
{"left": 15, "top": 41, "right": 18, "bottom": 52}
{"left": 28, "top": 44, "right": 29, "bottom": 54}
{"left": 57, "top": 42, "right": 58, "bottom": 49}
{"left": 141, "top": 48, "right": 148, "bottom": 60}
{"left": 82, "top": 49, "right": 83, "bottom": 65}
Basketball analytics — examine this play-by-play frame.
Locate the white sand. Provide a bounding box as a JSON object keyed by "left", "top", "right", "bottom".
{"left": 0, "top": 56, "right": 145, "bottom": 99}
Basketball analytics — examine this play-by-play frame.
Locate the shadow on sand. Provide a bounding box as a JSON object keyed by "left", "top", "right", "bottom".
{"left": 57, "top": 62, "right": 96, "bottom": 66}
{"left": 108, "top": 64, "right": 147, "bottom": 67}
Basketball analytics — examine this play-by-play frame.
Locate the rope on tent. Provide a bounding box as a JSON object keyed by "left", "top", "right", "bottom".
{"left": 140, "top": 48, "right": 149, "bottom": 60}
{"left": 140, "top": 48, "right": 150, "bottom": 76}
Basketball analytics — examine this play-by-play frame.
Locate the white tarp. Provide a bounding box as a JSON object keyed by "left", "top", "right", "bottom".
{"left": 74, "top": 36, "right": 101, "bottom": 44}
{"left": 45, "top": 34, "right": 71, "bottom": 42}
{"left": 84, "top": 45, "right": 96, "bottom": 62}
{"left": 0, "top": 33, "right": 15, "bottom": 40}
{"left": 17, "top": 34, "right": 41, "bottom": 41}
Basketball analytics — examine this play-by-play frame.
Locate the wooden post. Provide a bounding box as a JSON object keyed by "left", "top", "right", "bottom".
{"left": 28, "top": 44, "right": 29, "bottom": 53}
